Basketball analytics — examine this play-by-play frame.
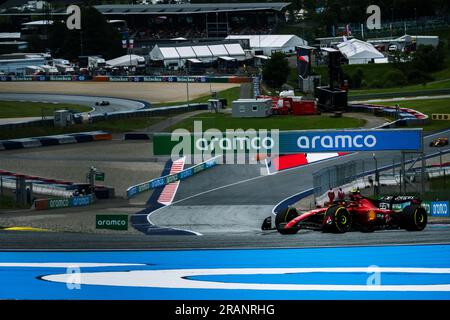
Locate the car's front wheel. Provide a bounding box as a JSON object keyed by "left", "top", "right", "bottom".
{"left": 276, "top": 207, "right": 300, "bottom": 235}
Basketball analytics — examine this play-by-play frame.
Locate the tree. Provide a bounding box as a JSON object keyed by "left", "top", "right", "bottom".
{"left": 49, "top": 6, "right": 124, "bottom": 60}
{"left": 411, "top": 44, "right": 445, "bottom": 73}
{"left": 262, "top": 52, "right": 290, "bottom": 89}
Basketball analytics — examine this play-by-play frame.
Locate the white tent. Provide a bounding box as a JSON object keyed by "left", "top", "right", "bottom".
{"left": 175, "top": 46, "right": 197, "bottom": 59}
{"left": 337, "top": 38, "right": 385, "bottom": 65}
{"left": 150, "top": 43, "right": 245, "bottom": 67}
{"left": 106, "top": 54, "right": 145, "bottom": 67}
{"left": 225, "top": 34, "right": 307, "bottom": 56}
{"left": 223, "top": 43, "right": 246, "bottom": 61}
{"left": 22, "top": 20, "right": 53, "bottom": 26}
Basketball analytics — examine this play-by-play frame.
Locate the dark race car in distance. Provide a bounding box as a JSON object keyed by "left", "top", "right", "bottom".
{"left": 95, "top": 100, "right": 110, "bottom": 106}
{"left": 429, "top": 137, "right": 449, "bottom": 147}
{"left": 263, "top": 194, "right": 427, "bottom": 235}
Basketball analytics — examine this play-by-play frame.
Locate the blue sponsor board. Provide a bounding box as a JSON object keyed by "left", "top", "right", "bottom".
{"left": 127, "top": 186, "right": 138, "bottom": 198}
{"left": 73, "top": 75, "right": 91, "bottom": 81}
{"left": 126, "top": 157, "right": 219, "bottom": 198}
{"left": 129, "top": 76, "right": 144, "bottom": 82}
{"left": 279, "top": 129, "right": 422, "bottom": 153}
{"left": 431, "top": 201, "right": 449, "bottom": 217}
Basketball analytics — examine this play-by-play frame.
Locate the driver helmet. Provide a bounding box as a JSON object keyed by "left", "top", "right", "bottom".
{"left": 350, "top": 188, "right": 360, "bottom": 200}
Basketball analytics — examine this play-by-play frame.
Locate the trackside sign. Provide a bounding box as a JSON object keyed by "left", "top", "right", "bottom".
{"left": 279, "top": 129, "right": 422, "bottom": 153}
{"left": 96, "top": 215, "right": 128, "bottom": 230}
{"left": 154, "top": 128, "right": 423, "bottom": 160}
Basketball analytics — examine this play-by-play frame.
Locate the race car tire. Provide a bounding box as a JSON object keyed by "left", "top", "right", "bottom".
{"left": 275, "top": 207, "right": 300, "bottom": 235}
{"left": 402, "top": 205, "right": 427, "bottom": 231}
{"left": 275, "top": 207, "right": 298, "bottom": 227}
{"left": 323, "top": 205, "right": 352, "bottom": 233}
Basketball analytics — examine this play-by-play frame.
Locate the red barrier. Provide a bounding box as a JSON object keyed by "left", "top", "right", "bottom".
{"left": 228, "top": 76, "right": 252, "bottom": 83}
{"left": 34, "top": 199, "right": 49, "bottom": 210}
{"left": 93, "top": 133, "right": 113, "bottom": 141}
{"left": 93, "top": 76, "right": 109, "bottom": 82}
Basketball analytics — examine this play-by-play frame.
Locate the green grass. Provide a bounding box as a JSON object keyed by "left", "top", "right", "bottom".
{"left": 287, "top": 63, "right": 450, "bottom": 97}
{"left": 0, "top": 195, "right": 29, "bottom": 210}
{"left": 152, "top": 86, "right": 241, "bottom": 108}
{"left": 167, "top": 112, "right": 366, "bottom": 132}
{"left": 349, "top": 79, "right": 450, "bottom": 97}
{"left": 0, "top": 87, "right": 242, "bottom": 140}
{"left": 377, "top": 98, "right": 450, "bottom": 131}
{"left": 0, "top": 116, "right": 168, "bottom": 140}
{"left": 0, "top": 101, "right": 92, "bottom": 118}
{"left": 430, "top": 176, "right": 449, "bottom": 191}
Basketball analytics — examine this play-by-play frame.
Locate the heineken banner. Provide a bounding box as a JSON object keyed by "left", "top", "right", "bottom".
{"left": 49, "top": 75, "right": 72, "bottom": 81}
{"left": 126, "top": 156, "right": 219, "bottom": 199}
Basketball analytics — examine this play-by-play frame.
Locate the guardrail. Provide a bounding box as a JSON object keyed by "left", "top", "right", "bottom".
{"left": 126, "top": 156, "right": 220, "bottom": 199}
{"left": 90, "top": 103, "right": 209, "bottom": 123}
{"left": 314, "top": 149, "right": 450, "bottom": 206}
{"left": 34, "top": 195, "right": 94, "bottom": 210}
{"left": 0, "top": 119, "right": 54, "bottom": 131}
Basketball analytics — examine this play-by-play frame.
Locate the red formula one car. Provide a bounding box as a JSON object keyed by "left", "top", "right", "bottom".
{"left": 263, "top": 194, "right": 427, "bottom": 235}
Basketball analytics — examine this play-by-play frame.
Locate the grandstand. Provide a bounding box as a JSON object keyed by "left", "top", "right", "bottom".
{"left": 1, "top": 3, "right": 291, "bottom": 43}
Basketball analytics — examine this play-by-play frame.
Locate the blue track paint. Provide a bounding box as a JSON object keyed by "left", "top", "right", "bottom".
{"left": 130, "top": 159, "right": 195, "bottom": 235}
{"left": 1, "top": 244, "right": 450, "bottom": 300}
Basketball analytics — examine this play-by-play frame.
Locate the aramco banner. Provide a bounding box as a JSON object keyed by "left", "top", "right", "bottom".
{"left": 154, "top": 128, "right": 423, "bottom": 159}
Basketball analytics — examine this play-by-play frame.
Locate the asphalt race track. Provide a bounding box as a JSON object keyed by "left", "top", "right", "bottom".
{"left": 0, "top": 92, "right": 146, "bottom": 118}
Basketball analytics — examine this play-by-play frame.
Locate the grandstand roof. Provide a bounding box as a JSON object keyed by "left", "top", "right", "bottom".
{"left": 150, "top": 42, "right": 246, "bottom": 61}
{"left": 92, "top": 3, "right": 290, "bottom": 15}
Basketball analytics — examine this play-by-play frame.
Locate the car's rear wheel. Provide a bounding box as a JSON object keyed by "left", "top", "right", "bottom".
{"left": 402, "top": 205, "right": 427, "bottom": 231}
{"left": 323, "top": 205, "right": 352, "bottom": 233}
{"left": 276, "top": 207, "right": 300, "bottom": 235}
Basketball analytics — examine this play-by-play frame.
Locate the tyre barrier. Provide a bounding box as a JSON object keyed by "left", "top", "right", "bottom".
{"left": 348, "top": 104, "right": 429, "bottom": 128}
{"left": 0, "top": 131, "right": 112, "bottom": 152}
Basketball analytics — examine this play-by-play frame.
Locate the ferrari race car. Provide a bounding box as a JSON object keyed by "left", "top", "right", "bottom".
{"left": 429, "top": 137, "right": 449, "bottom": 147}
{"left": 263, "top": 194, "right": 427, "bottom": 235}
